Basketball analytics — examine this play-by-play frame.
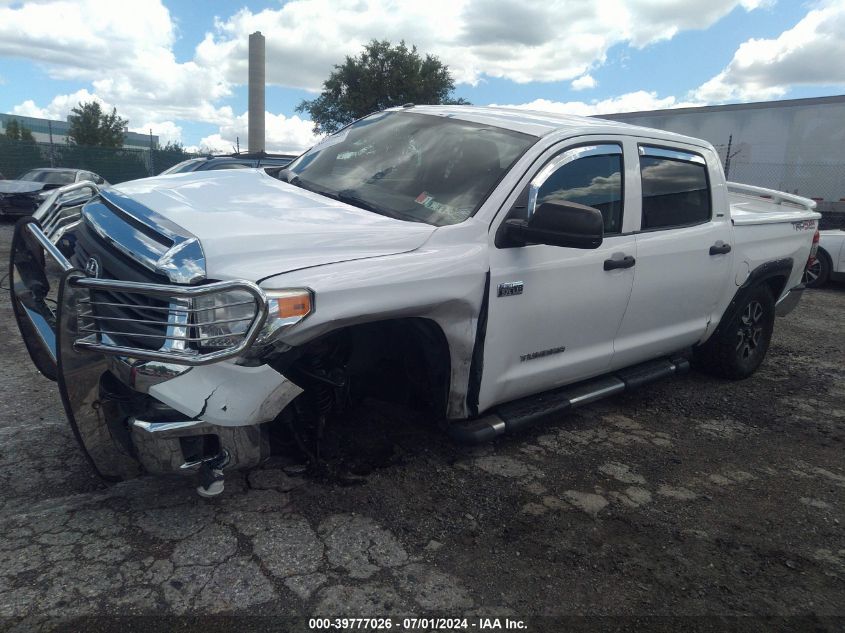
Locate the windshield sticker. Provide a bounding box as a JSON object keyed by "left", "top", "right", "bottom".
{"left": 414, "top": 192, "right": 470, "bottom": 221}
{"left": 311, "top": 130, "right": 349, "bottom": 152}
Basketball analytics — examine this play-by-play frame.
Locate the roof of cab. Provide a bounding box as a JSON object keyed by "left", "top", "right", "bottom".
{"left": 390, "top": 104, "right": 710, "bottom": 148}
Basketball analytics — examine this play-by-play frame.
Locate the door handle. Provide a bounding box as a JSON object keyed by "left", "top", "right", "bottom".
{"left": 709, "top": 241, "right": 732, "bottom": 255}
{"left": 603, "top": 255, "right": 636, "bottom": 271}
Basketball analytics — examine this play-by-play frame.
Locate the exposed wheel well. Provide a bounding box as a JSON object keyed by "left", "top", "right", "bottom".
{"left": 762, "top": 274, "right": 789, "bottom": 301}
{"left": 272, "top": 318, "right": 452, "bottom": 418}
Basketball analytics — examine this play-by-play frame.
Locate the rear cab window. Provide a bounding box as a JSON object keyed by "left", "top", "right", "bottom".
{"left": 638, "top": 146, "right": 711, "bottom": 231}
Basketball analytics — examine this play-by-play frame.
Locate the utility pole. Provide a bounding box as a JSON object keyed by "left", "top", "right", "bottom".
{"left": 48, "top": 120, "right": 55, "bottom": 167}
{"left": 149, "top": 129, "right": 155, "bottom": 176}
{"left": 723, "top": 134, "right": 742, "bottom": 180}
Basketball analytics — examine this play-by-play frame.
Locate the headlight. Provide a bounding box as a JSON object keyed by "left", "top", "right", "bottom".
{"left": 256, "top": 288, "right": 313, "bottom": 344}
{"left": 191, "top": 289, "right": 259, "bottom": 350}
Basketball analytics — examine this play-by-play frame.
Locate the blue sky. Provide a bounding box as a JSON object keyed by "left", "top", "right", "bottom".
{"left": 1, "top": 1, "right": 844, "bottom": 151}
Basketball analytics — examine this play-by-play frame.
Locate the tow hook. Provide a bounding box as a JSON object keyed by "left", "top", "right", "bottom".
{"left": 194, "top": 449, "right": 230, "bottom": 498}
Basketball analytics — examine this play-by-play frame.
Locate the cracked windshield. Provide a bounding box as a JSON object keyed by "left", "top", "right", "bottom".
{"left": 286, "top": 111, "right": 535, "bottom": 226}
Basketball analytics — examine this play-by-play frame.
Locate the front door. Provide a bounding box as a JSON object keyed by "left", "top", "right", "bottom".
{"left": 479, "top": 142, "right": 637, "bottom": 412}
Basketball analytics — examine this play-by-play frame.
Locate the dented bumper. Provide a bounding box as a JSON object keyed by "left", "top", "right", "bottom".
{"left": 8, "top": 219, "right": 301, "bottom": 481}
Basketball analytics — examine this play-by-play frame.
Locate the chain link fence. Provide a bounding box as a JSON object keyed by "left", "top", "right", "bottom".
{"left": 0, "top": 138, "right": 201, "bottom": 183}
{"left": 725, "top": 161, "right": 845, "bottom": 203}
{"left": 724, "top": 161, "right": 845, "bottom": 230}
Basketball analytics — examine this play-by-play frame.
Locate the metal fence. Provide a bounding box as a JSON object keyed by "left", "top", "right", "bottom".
{"left": 0, "top": 138, "right": 200, "bottom": 183}
{"left": 725, "top": 161, "right": 845, "bottom": 203}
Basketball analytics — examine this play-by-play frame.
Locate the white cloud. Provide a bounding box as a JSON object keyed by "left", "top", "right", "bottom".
{"left": 620, "top": 0, "right": 770, "bottom": 47}
{"left": 571, "top": 74, "right": 597, "bottom": 91}
{"left": 12, "top": 89, "right": 109, "bottom": 120}
{"left": 0, "top": 0, "right": 232, "bottom": 128}
{"left": 199, "top": 0, "right": 763, "bottom": 89}
{"left": 198, "top": 111, "right": 322, "bottom": 154}
{"left": 130, "top": 121, "right": 183, "bottom": 147}
{"left": 4, "top": 0, "right": 836, "bottom": 150}
{"left": 692, "top": 2, "right": 845, "bottom": 102}
{"left": 494, "top": 90, "right": 698, "bottom": 117}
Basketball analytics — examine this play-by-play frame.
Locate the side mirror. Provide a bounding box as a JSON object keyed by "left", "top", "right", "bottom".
{"left": 504, "top": 199, "right": 604, "bottom": 249}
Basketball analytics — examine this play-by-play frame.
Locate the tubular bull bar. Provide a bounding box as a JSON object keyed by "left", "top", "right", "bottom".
{"left": 8, "top": 218, "right": 272, "bottom": 481}
{"left": 33, "top": 180, "right": 101, "bottom": 242}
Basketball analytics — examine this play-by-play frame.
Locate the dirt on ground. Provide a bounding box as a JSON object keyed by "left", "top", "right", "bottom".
{"left": 0, "top": 221, "right": 843, "bottom": 632}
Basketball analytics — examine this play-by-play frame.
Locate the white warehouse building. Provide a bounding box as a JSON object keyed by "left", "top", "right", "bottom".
{"left": 599, "top": 95, "right": 845, "bottom": 202}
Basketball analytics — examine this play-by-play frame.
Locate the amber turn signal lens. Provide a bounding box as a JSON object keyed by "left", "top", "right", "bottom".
{"left": 267, "top": 291, "right": 312, "bottom": 319}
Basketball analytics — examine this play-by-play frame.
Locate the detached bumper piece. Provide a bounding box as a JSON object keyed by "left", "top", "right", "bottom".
{"left": 8, "top": 219, "right": 271, "bottom": 481}
{"left": 449, "top": 356, "right": 690, "bottom": 444}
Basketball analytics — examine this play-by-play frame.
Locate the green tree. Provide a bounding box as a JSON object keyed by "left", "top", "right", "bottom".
{"left": 159, "top": 140, "right": 189, "bottom": 154}
{"left": 1, "top": 118, "right": 35, "bottom": 142}
{"left": 67, "top": 101, "right": 128, "bottom": 147}
{"left": 297, "top": 40, "right": 470, "bottom": 134}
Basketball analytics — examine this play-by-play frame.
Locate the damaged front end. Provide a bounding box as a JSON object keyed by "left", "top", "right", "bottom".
{"left": 9, "top": 210, "right": 302, "bottom": 494}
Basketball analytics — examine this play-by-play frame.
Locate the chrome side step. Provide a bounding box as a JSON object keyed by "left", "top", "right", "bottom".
{"left": 448, "top": 356, "right": 689, "bottom": 444}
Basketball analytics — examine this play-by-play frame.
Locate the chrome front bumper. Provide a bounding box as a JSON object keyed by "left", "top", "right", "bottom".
{"left": 8, "top": 219, "right": 295, "bottom": 481}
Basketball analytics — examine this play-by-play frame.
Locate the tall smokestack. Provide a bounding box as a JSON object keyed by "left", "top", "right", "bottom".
{"left": 248, "top": 31, "right": 265, "bottom": 153}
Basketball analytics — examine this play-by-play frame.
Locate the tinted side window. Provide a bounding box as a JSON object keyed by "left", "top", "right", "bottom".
{"left": 537, "top": 154, "right": 624, "bottom": 234}
{"left": 639, "top": 153, "right": 710, "bottom": 230}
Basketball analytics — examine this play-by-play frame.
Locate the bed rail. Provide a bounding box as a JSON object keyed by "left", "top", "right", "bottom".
{"left": 727, "top": 182, "right": 817, "bottom": 212}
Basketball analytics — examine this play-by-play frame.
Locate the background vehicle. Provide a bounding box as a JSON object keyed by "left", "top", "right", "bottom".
{"left": 10, "top": 106, "right": 819, "bottom": 496}
{"left": 803, "top": 229, "right": 845, "bottom": 288}
{"left": 160, "top": 151, "right": 298, "bottom": 175}
{"left": 0, "top": 167, "right": 107, "bottom": 217}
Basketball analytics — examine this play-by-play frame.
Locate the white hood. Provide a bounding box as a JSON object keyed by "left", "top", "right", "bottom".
{"left": 112, "top": 169, "right": 436, "bottom": 281}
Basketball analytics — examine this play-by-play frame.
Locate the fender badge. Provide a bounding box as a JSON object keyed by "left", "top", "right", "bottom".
{"left": 498, "top": 281, "right": 523, "bottom": 297}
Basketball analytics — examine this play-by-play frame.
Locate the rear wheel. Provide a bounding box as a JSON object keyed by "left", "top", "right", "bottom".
{"left": 693, "top": 284, "right": 775, "bottom": 380}
{"left": 802, "top": 249, "right": 831, "bottom": 288}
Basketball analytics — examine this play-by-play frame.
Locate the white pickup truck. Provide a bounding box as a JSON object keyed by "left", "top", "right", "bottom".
{"left": 10, "top": 106, "right": 820, "bottom": 496}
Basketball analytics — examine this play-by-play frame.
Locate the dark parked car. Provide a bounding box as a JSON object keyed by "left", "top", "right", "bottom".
{"left": 0, "top": 168, "right": 107, "bottom": 218}
{"left": 160, "top": 151, "right": 298, "bottom": 175}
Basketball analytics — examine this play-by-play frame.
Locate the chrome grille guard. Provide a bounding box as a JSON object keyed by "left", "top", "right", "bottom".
{"left": 10, "top": 219, "right": 269, "bottom": 377}
{"left": 74, "top": 277, "right": 268, "bottom": 364}
{"left": 33, "top": 180, "right": 100, "bottom": 242}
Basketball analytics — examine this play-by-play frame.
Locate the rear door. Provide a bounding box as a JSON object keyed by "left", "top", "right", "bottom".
{"left": 612, "top": 143, "right": 734, "bottom": 368}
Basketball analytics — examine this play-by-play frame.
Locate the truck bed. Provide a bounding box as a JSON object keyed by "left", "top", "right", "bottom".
{"left": 727, "top": 182, "right": 821, "bottom": 300}
{"left": 727, "top": 181, "right": 819, "bottom": 226}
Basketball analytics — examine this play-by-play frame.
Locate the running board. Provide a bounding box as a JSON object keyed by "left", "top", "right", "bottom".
{"left": 449, "top": 356, "right": 689, "bottom": 444}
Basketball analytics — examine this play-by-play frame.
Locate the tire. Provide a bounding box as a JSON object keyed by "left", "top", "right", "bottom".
{"left": 802, "top": 248, "right": 831, "bottom": 288}
{"left": 694, "top": 284, "right": 776, "bottom": 380}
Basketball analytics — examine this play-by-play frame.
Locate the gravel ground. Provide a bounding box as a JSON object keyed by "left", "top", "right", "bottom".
{"left": 0, "top": 221, "right": 843, "bottom": 631}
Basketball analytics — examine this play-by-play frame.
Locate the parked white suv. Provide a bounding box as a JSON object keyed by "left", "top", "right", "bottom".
{"left": 11, "top": 106, "right": 819, "bottom": 495}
